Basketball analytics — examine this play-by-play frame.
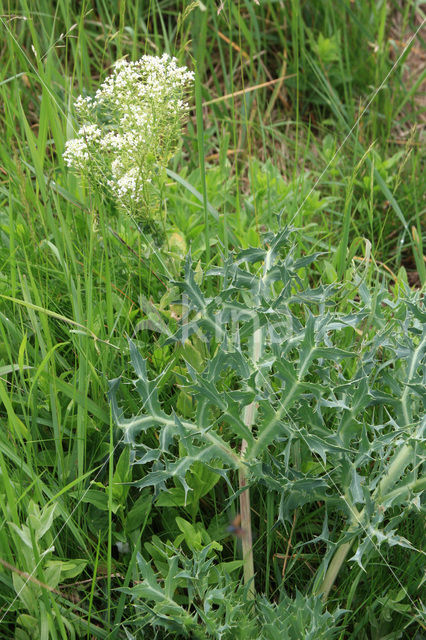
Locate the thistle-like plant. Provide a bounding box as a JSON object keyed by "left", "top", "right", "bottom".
{"left": 64, "top": 54, "right": 194, "bottom": 226}
{"left": 109, "top": 228, "right": 425, "bottom": 629}
{"left": 119, "top": 546, "right": 345, "bottom": 639}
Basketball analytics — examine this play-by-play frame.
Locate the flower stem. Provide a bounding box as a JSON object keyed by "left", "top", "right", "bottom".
{"left": 239, "top": 326, "right": 263, "bottom": 598}
{"left": 239, "top": 457, "right": 255, "bottom": 598}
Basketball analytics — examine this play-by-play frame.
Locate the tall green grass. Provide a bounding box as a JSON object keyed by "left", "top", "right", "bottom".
{"left": 0, "top": 1, "right": 424, "bottom": 638}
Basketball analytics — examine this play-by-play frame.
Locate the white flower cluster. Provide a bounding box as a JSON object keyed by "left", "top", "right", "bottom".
{"left": 64, "top": 54, "right": 194, "bottom": 215}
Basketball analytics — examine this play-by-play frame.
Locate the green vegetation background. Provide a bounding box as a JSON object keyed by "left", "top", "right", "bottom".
{"left": 0, "top": 1, "right": 424, "bottom": 638}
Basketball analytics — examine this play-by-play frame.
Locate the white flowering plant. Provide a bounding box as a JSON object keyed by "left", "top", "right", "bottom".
{"left": 64, "top": 54, "right": 194, "bottom": 228}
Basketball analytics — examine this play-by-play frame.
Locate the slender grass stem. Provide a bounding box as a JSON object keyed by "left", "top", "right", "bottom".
{"left": 195, "top": 65, "right": 210, "bottom": 269}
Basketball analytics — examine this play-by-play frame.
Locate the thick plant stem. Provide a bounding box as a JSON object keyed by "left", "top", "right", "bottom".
{"left": 317, "top": 541, "right": 353, "bottom": 601}
{"left": 239, "top": 450, "right": 255, "bottom": 598}
{"left": 239, "top": 386, "right": 256, "bottom": 599}
{"left": 239, "top": 326, "right": 263, "bottom": 598}
{"left": 316, "top": 501, "right": 361, "bottom": 601}
{"left": 375, "top": 443, "right": 414, "bottom": 500}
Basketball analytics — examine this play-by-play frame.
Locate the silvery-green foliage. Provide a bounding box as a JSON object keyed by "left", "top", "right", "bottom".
{"left": 119, "top": 541, "right": 345, "bottom": 638}
{"left": 119, "top": 546, "right": 258, "bottom": 639}
{"left": 109, "top": 228, "right": 424, "bottom": 599}
{"left": 258, "top": 591, "right": 346, "bottom": 640}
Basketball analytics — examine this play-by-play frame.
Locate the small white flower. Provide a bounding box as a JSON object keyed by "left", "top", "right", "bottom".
{"left": 63, "top": 137, "right": 89, "bottom": 168}
{"left": 78, "top": 124, "right": 101, "bottom": 140}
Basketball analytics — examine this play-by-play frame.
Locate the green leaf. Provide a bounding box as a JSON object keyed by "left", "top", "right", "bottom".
{"left": 75, "top": 489, "right": 120, "bottom": 513}
{"left": 45, "top": 559, "right": 86, "bottom": 581}
{"left": 126, "top": 491, "right": 152, "bottom": 532}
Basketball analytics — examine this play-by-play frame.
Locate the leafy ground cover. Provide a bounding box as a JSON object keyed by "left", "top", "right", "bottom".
{"left": 0, "top": 1, "right": 424, "bottom": 638}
